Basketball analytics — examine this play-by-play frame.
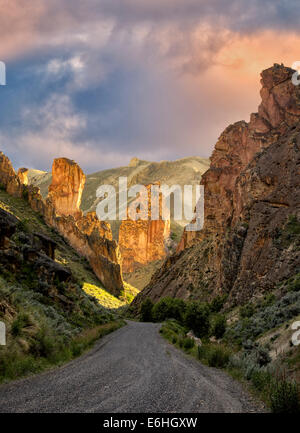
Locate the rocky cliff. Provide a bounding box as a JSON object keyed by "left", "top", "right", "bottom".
{"left": 133, "top": 64, "right": 300, "bottom": 308}
{"left": 0, "top": 153, "right": 123, "bottom": 296}
{"left": 48, "top": 158, "right": 85, "bottom": 220}
{"left": 118, "top": 183, "right": 171, "bottom": 272}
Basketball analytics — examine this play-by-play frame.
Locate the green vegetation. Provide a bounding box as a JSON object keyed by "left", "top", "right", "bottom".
{"left": 123, "top": 260, "right": 163, "bottom": 291}
{"left": 184, "top": 301, "right": 210, "bottom": 337}
{"left": 0, "top": 320, "right": 124, "bottom": 383}
{"left": 140, "top": 296, "right": 226, "bottom": 339}
{"left": 224, "top": 291, "right": 300, "bottom": 344}
{"left": 285, "top": 215, "right": 300, "bottom": 235}
{"left": 152, "top": 297, "right": 186, "bottom": 323}
{"left": 147, "top": 286, "right": 300, "bottom": 413}
{"left": 210, "top": 314, "right": 226, "bottom": 339}
{"left": 0, "top": 189, "right": 138, "bottom": 310}
{"left": 274, "top": 214, "right": 300, "bottom": 248}
{"left": 140, "top": 298, "right": 154, "bottom": 322}
{"left": 270, "top": 378, "right": 300, "bottom": 413}
{"left": 0, "top": 189, "right": 128, "bottom": 384}
{"left": 209, "top": 294, "right": 228, "bottom": 313}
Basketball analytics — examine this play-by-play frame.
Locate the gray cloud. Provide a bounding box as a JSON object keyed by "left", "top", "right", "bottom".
{"left": 0, "top": 0, "right": 299, "bottom": 173}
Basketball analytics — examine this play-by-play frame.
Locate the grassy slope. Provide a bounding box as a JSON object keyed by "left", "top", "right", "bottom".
{"left": 0, "top": 188, "right": 130, "bottom": 383}
{"left": 0, "top": 190, "right": 129, "bottom": 310}
{"left": 123, "top": 260, "right": 163, "bottom": 291}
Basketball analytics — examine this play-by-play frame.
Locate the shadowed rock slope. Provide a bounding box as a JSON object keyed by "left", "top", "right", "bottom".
{"left": 0, "top": 154, "right": 124, "bottom": 297}
{"left": 133, "top": 64, "right": 300, "bottom": 309}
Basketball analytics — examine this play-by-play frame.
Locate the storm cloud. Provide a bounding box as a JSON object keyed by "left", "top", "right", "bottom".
{"left": 0, "top": 0, "right": 299, "bottom": 172}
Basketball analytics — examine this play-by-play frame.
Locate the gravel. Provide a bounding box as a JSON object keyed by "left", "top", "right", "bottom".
{"left": 0, "top": 321, "right": 264, "bottom": 413}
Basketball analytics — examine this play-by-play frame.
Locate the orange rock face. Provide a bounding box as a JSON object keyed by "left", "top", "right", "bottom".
{"left": 0, "top": 153, "right": 124, "bottom": 296}
{"left": 0, "top": 152, "right": 24, "bottom": 198}
{"left": 17, "top": 168, "right": 29, "bottom": 186}
{"left": 119, "top": 184, "right": 170, "bottom": 272}
{"left": 48, "top": 158, "right": 85, "bottom": 220}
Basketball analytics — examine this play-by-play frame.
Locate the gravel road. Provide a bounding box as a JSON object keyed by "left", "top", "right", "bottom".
{"left": 0, "top": 321, "right": 263, "bottom": 413}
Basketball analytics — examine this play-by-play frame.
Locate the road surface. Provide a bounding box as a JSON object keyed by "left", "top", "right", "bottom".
{"left": 0, "top": 321, "right": 263, "bottom": 413}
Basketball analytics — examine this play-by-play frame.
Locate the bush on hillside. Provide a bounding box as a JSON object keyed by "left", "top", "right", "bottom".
{"left": 207, "top": 346, "right": 230, "bottom": 368}
{"left": 184, "top": 301, "right": 210, "bottom": 338}
{"left": 152, "top": 297, "right": 186, "bottom": 323}
{"left": 270, "top": 379, "right": 300, "bottom": 413}
{"left": 140, "top": 298, "right": 154, "bottom": 322}
{"left": 211, "top": 314, "right": 227, "bottom": 339}
{"left": 209, "top": 294, "right": 228, "bottom": 313}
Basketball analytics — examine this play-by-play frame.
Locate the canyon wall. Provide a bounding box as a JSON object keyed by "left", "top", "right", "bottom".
{"left": 133, "top": 64, "right": 300, "bottom": 308}
{"left": 119, "top": 183, "right": 170, "bottom": 272}
{"left": 0, "top": 153, "right": 123, "bottom": 296}
{"left": 48, "top": 158, "right": 85, "bottom": 219}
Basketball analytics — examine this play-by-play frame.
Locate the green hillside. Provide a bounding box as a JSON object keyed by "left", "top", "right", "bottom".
{"left": 0, "top": 188, "right": 128, "bottom": 384}
{"left": 0, "top": 189, "right": 127, "bottom": 310}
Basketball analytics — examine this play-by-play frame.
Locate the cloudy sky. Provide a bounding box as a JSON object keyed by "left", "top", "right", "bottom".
{"left": 0, "top": 0, "right": 299, "bottom": 173}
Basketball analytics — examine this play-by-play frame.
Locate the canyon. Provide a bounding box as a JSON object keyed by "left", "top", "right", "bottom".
{"left": 27, "top": 155, "right": 209, "bottom": 282}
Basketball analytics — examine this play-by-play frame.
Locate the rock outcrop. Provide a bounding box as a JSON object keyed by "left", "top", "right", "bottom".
{"left": 0, "top": 154, "right": 123, "bottom": 296}
{"left": 119, "top": 183, "right": 170, "bottom": 272}
{"left": 133, "top": 64, "right": 300, "bottom": 309}
{"left": 0, "top": 152, "right": 24, "bottom": 198}
{"left": 0, "top": 207, "right": 71, "bottom": 288}
{"left": 48, "top": 158, "right": 85, "bottom": 219}
{"left": 17, "top": 168, "right": 29, "bottom": 186}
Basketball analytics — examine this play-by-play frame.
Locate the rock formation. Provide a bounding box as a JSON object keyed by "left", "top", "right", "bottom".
{"left": 133, "top": 64, "right": 300, "bottom": 308}
{"left": 17, "top": 168, "right": 29, "bottom": 186}
{"left": 0, "top": 153, "right": 123, "bottom": 296}
{"left": 48, "top": 158, "right": 85, "bottom": 219}
{"left": 119, "top": 183, "right": 170, "bottom": 272}
{"left": 0, "top": 152, "right": 24, "bottom": 198}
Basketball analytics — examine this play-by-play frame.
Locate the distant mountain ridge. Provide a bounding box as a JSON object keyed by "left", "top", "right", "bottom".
{"left": 27, "top": 156, "right": 210, "bottom": 240}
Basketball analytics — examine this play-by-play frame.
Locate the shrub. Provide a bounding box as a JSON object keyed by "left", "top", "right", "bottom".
{"left": 211, "top": 314, "right": 227, "bottom": 339}
{"left": 251, "top": 370, "right": 272, "bottom": 392}
{"left": 170, "top": 298, "right": 186, "bottom": 322}
{"left": 210, "top": 295, "right": 228, "bottom": 313}
{"left": 197, "top": 345, "right": 204, "bottom": 360}
{"left": 270, "top": 379, "right": 300, "bottom": 413}
{"left": 152, "top": 297, "right": 185, "bottom": 323}
{"left": 172, "top": 336, "right": 177, "bottom": 344}
{"left": 140, "top": 298, "right": 154, "bottom": 322}
{"left": 254, "top": 346, "right": 271, "bottom": 367}
{"left": 22, "top": 188, "right": 29, "bottom": 201}
{"left": 184, "top": 301, "right": 210, "bottom": 338}
{"left": 11, "top": 313, "right": 31, "bottom": 336}
{"left": 239, "top": 303, "right": 255, "bottom": 319}
{"left": 288, "top": 273, "right": 300, "bottom": 292}
{"left": 286, "top": 215, "right": 300, "bottom": 235}
{"left": 183, "top": 337, "right": 195, "bottom": 350}
{"left": 207, "top": 346, "right": 230, "bottom": 368}
{"left": 30, "top": 328, "right": 56, "bottom": 359}
{"left": 16, "top": 219, "right": 30, "bottom": 233}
